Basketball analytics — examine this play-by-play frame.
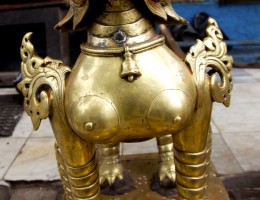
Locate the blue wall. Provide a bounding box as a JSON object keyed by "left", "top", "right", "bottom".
{"left": 173, "top": 2, "right": 260, "bottom": 41}
{"left": 172, "top": 1, "right": 260, "bottom": 62}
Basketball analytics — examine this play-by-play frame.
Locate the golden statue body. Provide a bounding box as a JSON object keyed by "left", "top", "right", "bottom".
{"left": 17, "top": 0, "right": 233, "bottom": 199}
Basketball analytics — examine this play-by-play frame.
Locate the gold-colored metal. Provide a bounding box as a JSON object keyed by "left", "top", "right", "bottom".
{"left": 121, "top": 45, "right": 142, "bottom": 82}
{"left": 185, "top": 18, "right": 233, "bottom": 107}
{"left": 97, "top": 135, "right": 176, "bottom": 188}
{"left": 55, "top": 0, "right": 187, "bottom": 32}
{"left": 17, "top": 0, "right": 232, "bottom": 199}
{"left": 144, "top": 0, "right": 187, "bottom": 23}
{"left": 100, "top": 154, "right": 230, "bottom": 200}
{"left": 17, "top": 32, "right": 71, "bottom": 130}
{"left": 98, "top": 143, "right": 124, "bottom": 186}
{"left": 156, "top": 134, "right": 176, "bottom": 183}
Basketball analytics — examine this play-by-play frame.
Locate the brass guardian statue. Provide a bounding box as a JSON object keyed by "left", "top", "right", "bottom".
{"left": 17, "top": 0, "right": 233, "bottom": 199}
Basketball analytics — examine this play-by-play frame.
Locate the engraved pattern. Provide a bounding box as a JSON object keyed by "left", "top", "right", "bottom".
{"left": 17, "top": 32, "right": 71, "bottom": 130}
{"left": 98, "top": 144, "right": 125, "bottom": 186}
{"left": 55, "top": 0, "right": 186, "bottom": 31}
{"left": 144, "top": 0, "right": 187, "bottom": 23}
{"left": 55, "top": 143, "right": 73, "bottom": 200}
{"left": 159, "top": 152, "right": 174, "bottom": 161}
{"left": 185, "top": 17, "right": 233, "bottom": 107}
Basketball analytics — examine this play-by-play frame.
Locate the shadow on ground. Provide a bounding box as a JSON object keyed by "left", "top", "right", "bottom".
{"left": 0, "top": 94, "right": 23, "bottom": 137}
{"left": 8, "top": 181, "right": 64, "bottom": 200}
{"left": 222, "top": 171, "right": 260, "bottom": 200}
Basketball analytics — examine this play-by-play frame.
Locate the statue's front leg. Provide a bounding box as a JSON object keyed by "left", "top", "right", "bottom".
{"left": 173, "top": 18, "right": 233, "bottom": 199}
{"left": 18, "top": 32, "right": 101, "bottom": 200}
{"left": 53, "top": 119, "right": 100, "bottom": 200}
{"left": 173, "top": 86, "right": 212, "bottom": 199}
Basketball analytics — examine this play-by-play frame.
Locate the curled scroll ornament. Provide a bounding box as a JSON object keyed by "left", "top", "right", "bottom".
{"left": 17, "top": 32, "right": 71, "bottom": 130}
{"left": 185, "top": 17, "right": 233, "bottom": 107}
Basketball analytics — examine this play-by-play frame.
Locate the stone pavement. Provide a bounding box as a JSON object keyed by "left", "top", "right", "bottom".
{"left": 0, "top": 67, "right": 260, "bottom": 199}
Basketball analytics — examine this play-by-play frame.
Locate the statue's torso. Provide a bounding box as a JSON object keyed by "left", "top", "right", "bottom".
{"left": 64, "top": 0, "right": 197, "bottom": 143}
{"left": 65, "top": 43, "right": 197, "bottom": 143}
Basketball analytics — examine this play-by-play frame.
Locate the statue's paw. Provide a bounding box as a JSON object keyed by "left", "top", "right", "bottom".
{"left": 99, "top": 163, "right": 135, "bottom": 195}
{"left": 99, "top": 163, "right": 124, "bottom": 186}
{"left": 158, "top": 159, "right": 176, "bottom": 185}
{"left": 150, "top": 159, "right": 177, "bottom": 198}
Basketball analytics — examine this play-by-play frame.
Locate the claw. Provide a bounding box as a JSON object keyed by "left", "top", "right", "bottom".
{"left": 99, "top": 162, "right": 125, "bottom": 186}
{"left": 166, "top": 171, "right": 176, "bottom": 182}
{"left": 107, "top": 176, "right": 116, "bottom": 186}
{"left": 158, "top": 159, "right": 176, "bottom": 183}
{"left": 99, "top": 175, "right": 106, "bottom": 185}
{"left": 118, "top": 173, "right": 124, "bottom": 180}
{"left": 159, "top": 173, "right": 167, "bottom": 182}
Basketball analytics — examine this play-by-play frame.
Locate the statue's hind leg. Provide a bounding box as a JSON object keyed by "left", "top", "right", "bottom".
{"left": 98, "top": 143, "right": 135, "bottom": 195}
{"left": 173, "top": 85, "right": 212, "bottom": 200}
{"left": 150, "top": 134, "right": 177, "bottom": 197}
{"left": 98, "top": 143, "right": 124, "bottom": 187}
{"left": 156, "top": 134, "right": 176, "bottom": 185}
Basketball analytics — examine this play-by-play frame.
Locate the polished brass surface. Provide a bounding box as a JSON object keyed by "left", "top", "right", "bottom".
{"left": 18, "top": 0, "right": 232, "bottom": 199}
{"left": 100, "top": 154, "right": 230, "bottom": 200}
{"left": 97, "top": 135, "right": 177, "bottom": 190}
{"left": 98, "top": 143, "right": 125, "bottom": 186}
{"left": 157, "top": 134, "right": 176, "bottom": 183}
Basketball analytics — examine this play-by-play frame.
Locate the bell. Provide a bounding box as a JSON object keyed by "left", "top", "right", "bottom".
{"left": 120, "top": 45, "right": 142, "bottom": 82}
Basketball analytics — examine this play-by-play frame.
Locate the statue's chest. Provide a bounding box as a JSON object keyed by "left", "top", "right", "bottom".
{"left": 64, "top": 44, "right": 197, "bottom": 143}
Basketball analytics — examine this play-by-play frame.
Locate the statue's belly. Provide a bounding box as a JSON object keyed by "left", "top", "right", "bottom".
{"left": 65, "top": 44, "right": 197, "bottom": 143}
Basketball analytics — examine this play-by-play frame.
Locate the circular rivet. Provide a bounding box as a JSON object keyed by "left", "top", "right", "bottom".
{"left": 112, "top": 30, "right": 127, "bottom": 44}
{"left": 173, "top": 116, "right": 182, "bottom": 123}
{"left": 85, "top": 122, "right": 95, "bottom": 131}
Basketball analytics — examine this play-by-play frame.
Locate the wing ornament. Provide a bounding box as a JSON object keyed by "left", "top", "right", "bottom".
{"left": 55, "top": 0, "right": 89, "bottom": 31}
{"left": 55, "top": 0, "right": 187, "bottom": 32}
{"left": 144, "top": 0, "right": 187, "bottom": 24}
{"left": 185, "top": 18, "right": 233, "bottom": 107}
{"left": 17, "top": 32, "right": 71, "bottom": 130}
